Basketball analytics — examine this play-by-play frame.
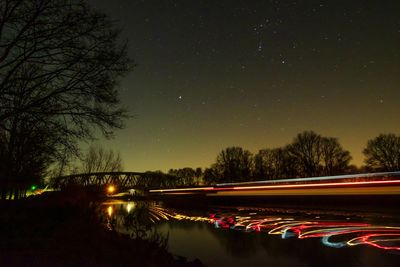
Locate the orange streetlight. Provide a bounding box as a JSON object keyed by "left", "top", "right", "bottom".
{"left": 107, "top": 185, "right": 115, "bottom": 194}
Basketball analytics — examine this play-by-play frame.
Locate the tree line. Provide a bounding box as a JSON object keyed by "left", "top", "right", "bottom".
{"left": 143, "top": 131, "right": 400, "bottom": 188}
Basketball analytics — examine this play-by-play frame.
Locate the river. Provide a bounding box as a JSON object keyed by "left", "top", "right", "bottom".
{"left": 100, "top": 200, "right": 400, "bottom": 267}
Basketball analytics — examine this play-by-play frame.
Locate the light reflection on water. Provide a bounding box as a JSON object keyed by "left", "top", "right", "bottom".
{"left": 101, "top": 201, "right": 400, "bottom": 267}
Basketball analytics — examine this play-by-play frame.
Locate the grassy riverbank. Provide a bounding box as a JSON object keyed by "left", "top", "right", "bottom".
{"left": 0, "top": 191, "right": 204, "bottom": 267}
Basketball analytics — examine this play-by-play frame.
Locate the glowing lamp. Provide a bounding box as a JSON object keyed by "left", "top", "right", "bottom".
{"left": 107, "top": 185, "right": 115, "bottom": 194}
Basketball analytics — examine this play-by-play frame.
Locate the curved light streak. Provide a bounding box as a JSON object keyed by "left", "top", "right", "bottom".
{"left": 347, "top": 234, "right": 400, "bottom": 251}
{"left": 161, "top": 209, "right": 400, "bottom": 251}
{"left": 105, "top": 204, "right": 400, "bottom": 252}
{"left": 321, "top": 235, "right": 348, "bottom": 248}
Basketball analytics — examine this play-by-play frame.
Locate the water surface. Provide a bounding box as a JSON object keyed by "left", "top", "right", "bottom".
{"left": 101, "top": 201, "right": 400, "bottom": 266}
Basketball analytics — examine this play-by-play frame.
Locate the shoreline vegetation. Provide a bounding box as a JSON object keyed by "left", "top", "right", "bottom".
{"left": 0, "top": 191, "right": 204, "bottom": 267}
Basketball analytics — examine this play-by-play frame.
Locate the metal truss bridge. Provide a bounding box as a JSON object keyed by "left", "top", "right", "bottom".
{"left": 52, "top": 172, "right": 154, "bottom": 190}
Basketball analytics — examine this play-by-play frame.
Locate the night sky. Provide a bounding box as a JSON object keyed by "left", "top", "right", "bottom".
{"left": 88, "top": 0, "right": 400, "bottom": 172}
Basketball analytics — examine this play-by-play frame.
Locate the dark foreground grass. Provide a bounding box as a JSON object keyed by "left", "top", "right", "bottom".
{"left": 0, "top": 191, "right": 204, "bottom": 267}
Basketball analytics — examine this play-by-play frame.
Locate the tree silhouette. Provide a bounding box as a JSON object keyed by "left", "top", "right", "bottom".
{"left": 0, "top": 118, "right": 59, "bottom": 199}
{"left": 288, "top": 131, "right": 351, "bottom": 177}
{"left": 203, "top": 167, "right": 219, "bottom": 185}
{"left": 212, "top": 147, "right": 253, "bottom": 183}
{"left": 195, "top": 167, "right": 203, "bottom": 185}
{"left": 168, "top": 167, "right": 202, "bottom": 186}
{"left": 0, "top": 0, "right": 131, "bottom": 198}
{"left": 253, "top": 147, "right": 296, "bottom": 180}
{"left": 288, "top": 131, "right": 323, "bottom": 177}
{"left": 139, "top": 171, "right": 178, "bottom": 188}
{"left": 79, "top": 145, "right": 123, "bottom": 174}
{"left": 363, "top": 134, "right": 400, "bottom": 171}
{"left": 320, "top": 137, "right": 352, "bottom": 176}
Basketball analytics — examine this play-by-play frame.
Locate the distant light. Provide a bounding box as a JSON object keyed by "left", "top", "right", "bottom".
{"left": 107, "top": 185, "right": 115, "bottom": 194}
{"left": 31, "top": 185, "right": 37, "bottom": 190}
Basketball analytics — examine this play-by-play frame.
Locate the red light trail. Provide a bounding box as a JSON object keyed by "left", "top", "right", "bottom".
{"left": 105, "top": 202, "right": 400, "bottom": 252}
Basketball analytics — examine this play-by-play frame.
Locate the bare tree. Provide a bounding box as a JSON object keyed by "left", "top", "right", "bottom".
{"left": 80, "top": 145, "right": 123, "bottom": 173}
{"left": 288, "top": 131, "right": 323, "bottom": 177}
{"left": 363, "top": 134, "right": 400, "bottom": 171}
{"left": 320, "top": 137, "right": 352, "bottom": 176}
{"left": 0, "top": 0, "right": 131, "bottom": 197}
{"left": 0, "top": 0, "right": 130, "bottom": 124}
{"left": 203, "top": 166, "right": 220, "bottom": 185}
{"left": 253, "top": 147, "right": 296, "bottom": 180}
{"left": 213, "top": 147, "right": 253, "bottom": 183}
{"left": 288, "top": 131, "right": 352, "bottom": 177}
{"left": 194, "top": 167, "right": 203, "bottom": 185}
{"left": 0, "top": 117, "right": 63, "bottom": 199}
{"left": 168, "top": 168, "right": 198, "bottom": 186}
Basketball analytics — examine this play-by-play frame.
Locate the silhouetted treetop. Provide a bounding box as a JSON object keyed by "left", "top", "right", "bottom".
{"left": 79, "top": 144, "right": 123, "bottom": 174}
{"left": 0, "top": 0, "right": 131, "bottom": 137}
{"left": 288, "top": 131, "right": 351, "bottom": 177}
{"left": 253, "top": 147, "right": 296, "bottom": 180}
{"left": 363, "top": 134, "right": 400, "bottom": 172}
{"left": 213, "top": 147, "right": 253, "bottom": 183}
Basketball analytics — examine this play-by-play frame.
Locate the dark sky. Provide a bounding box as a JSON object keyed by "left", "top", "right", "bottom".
{"left": 88, "top": 0, "right": 400, "bottom": 172}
